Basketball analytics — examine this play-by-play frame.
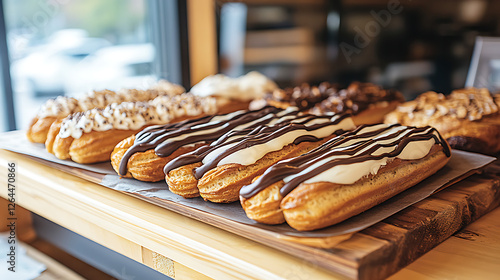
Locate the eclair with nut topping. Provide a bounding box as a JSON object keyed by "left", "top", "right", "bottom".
{"left": 46, "top": 93, "right": 217, "bottom": 164}
{"left": 384, "top": 88, "right": 500, "bottom": 155}
{"left": 250, "top": 81, "right": 404, "bottom": 126}
{"left": 249, "top": 82, "right": 338, "bottom": 111}
{"left": 27, "top": 80, "right": 186, "bottom": 144}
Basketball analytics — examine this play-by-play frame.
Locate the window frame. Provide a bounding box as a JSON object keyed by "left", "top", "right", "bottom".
{"left": 0, "top": 0, "right": 15, "bottom": 131}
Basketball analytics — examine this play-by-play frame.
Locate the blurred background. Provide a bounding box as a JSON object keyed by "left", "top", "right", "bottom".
{"left": 1, "top": 1, "right": 500, "bottom": 278}
{"left": 1, "top": 0, "right": 500, "bottom": 132}
{"left": 217, "top": 0, "right": 500, "bottom": 96}
{"left": 2, "top": 0, "right": 154, "bottom": 131}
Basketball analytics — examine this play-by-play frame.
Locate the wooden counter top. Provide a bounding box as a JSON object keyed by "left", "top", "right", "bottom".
{"left": 1, "top": 148, "right": 499, "bottom": 279}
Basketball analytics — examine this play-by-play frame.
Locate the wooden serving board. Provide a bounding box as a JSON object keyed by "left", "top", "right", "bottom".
{"left": 128, "top": 162, "right": 500, "bottom": 280}
{"left": 331, "top": 166, "right": 500, "bottom": 279}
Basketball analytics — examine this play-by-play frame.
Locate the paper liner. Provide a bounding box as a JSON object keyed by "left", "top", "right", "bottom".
{"left": 0, "top": 130, "right": 115, "bottom": 175}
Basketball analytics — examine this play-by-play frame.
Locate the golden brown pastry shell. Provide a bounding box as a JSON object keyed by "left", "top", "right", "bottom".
{"left": 165, "top": 162, "right": 203, "bottom": 198}
{"left": 241, "top": 144, "right": 450, "bottom": 231}
{"left": 27, "top": 116, "right": 58, "bottom": 143}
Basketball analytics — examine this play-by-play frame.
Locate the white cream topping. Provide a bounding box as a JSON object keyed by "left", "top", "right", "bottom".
{"left": 281, "top": 125, "right": 439, "bottom": 185}
{"left": 189, "top": 112, "right": 245, "bottom": 131}
{"left": 189, "top": 71, "right": 278, "bottom": 101}
{"left": 162, "top": 125, "right": 228, "bottom": 145}
{"left": 38, "top": 96, "right": 80, "bottom": 118}
{"left": 207, "top": 110, "right": 247, "bottom": 124}
{"left": 202, "top": 116, "right": 356, "bottom": 167}
{"left": 58, "top": 93, "right": 217, "bottom": 139}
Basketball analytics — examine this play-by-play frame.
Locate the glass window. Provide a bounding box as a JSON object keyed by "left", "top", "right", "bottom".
{"left": 4, "top": 0, "right": 155, "bottom": 131}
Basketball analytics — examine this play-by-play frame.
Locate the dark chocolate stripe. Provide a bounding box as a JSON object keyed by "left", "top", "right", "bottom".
{"left": 162, "top": 125, "right": 281, "bottom": 175}
{"left": 239, "top": 124, "right": 451, "bottom": 199}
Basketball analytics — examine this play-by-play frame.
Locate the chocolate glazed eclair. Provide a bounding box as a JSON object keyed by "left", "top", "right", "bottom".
{"left": 240, "top": 124, "right": 451, "bottom": 231}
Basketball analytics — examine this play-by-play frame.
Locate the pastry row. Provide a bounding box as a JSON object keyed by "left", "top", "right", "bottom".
{"left": 30, "top": 73, "right": 410, "bottom": 165}
{"left": 112, "top": 106, "right": 451, "bottom": 231}
{"left": 27, "top": 72, "right": 279, "bottom": 163}
{"left": 30, "top": 72, "right": 500, "bottom": 163}
{"left": 26, "top": 72, "right": 499, "bottom": 231}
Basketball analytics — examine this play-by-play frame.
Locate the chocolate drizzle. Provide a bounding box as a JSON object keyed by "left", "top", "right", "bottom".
{"left": 264, "top": 82, "right": 338, "bottom": 110}
{"left": 163, "top": 114, "right": 352, "bottom": 179}
{"left": 118, "top": 106, "right": 297, "bottom": 175}
{"left": 239, "top": 124, "right": 451, "bottom": 199}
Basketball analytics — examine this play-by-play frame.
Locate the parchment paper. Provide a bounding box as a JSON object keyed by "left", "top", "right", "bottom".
{"left": 0, "top": 130, "right": 115, "bottom": 175}
{"left": 0, "top": 130, "right": 496, "bottom": 237}
{"left": 100, "top": 149, "right": 495, "bottom": 237}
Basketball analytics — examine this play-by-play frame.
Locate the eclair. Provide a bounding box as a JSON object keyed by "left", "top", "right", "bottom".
{"left": 112, "top": 106, "right": 302, "bottom": 183}
{"left": 46, "top": 93, "right": 217, "bottom": 164}
{"left": 27, "top": 81, "right": 185, "bottom": 143}
{"left": 164, "top": 114, "right": 356, "bottom": 203}
{"left": 249, "top": 82, "right": 338, "bottom": 111}
{"left": 240, "top": 124, "right": 451, "bottom": 231}
{"left": 384, "top": 88, "right": 500, "bottom": 155}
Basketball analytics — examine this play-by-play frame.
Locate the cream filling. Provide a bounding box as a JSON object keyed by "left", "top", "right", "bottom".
{"left": 153, "top": 107, "right": 300, "bottom": 150}
{"left": 281, "top": 126, "right": 438, "bottom": 185}
{"left": 162, "top": 125, "right": 229, "bottom": 145}
{"left": 269, "top": 115, "right": 297, "bottom": 125}
{"left": 189, "top": 112, "right": 244, "bottom": 131}
{"left": 231, "top": 112, "right": 280, "bottom": 131}
{"left": 232, "top": 107, "right": 299, "bottom": 129}
{"left": 203, "top": 117, "right": 355, "bottom": 167}
{"left": 202, "top": 110, "right": 246, "bottom": 124}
